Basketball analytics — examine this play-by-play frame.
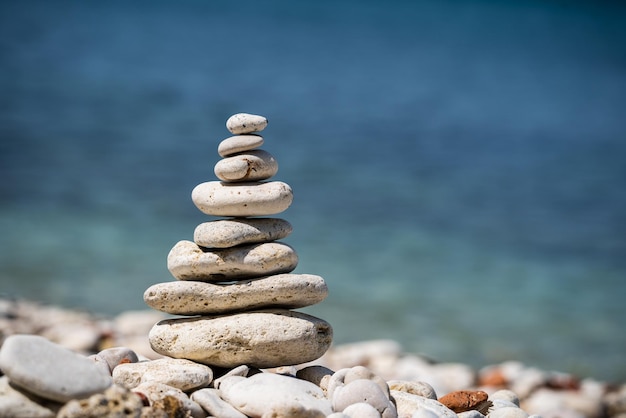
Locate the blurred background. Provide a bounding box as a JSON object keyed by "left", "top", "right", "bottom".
{"left": 1, "top": 0, "right": 625, "bottom": 381}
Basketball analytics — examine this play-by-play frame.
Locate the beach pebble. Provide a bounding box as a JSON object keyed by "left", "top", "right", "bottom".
{"left": 218, "top": 372, "right": 333, "bottom": 417}
{"left": 491, "top": 389, "right": 520, "bottom": 406}
{"left": 0, "top": 376, "right": 57, "bottom": 418}
{"left": 296, "top": 365, "right": 335, "bottom": 388}
{"left": 91, "top": 347, "right": 139, "bottom": 374}
{"left": 167, "top": 240, "right": 298, "bottom": 281}
{"left": 342, "top": 402, "right": 383, "bottom": 417}
{"left": 132, "top": 381, "right": 204, "bottom": 418}
{"left": 457, "top": 411, "right": 485, "bottom": 418}
{"left": 191, "top": 180, "right": 293, "bottom": 217}
{"left": 144, "top": 273, "right": 327, "bottom": 315}
{"left": 213, "top": 365, "right": 253, "bottom": 390}
{"left": 56, "top": 384, "right": 143, "bottom": 418}
{"left": 218, "top": 134, "right": 264, "bottom": 157}
{"left": 327, "top": 366, "right": 390, "bottom": 400}
{"left": 194, "top": 217, "right": 292, "bottom": 248}
{"left": 412, "top": 410, "right": 440, "bottom": 418}
{"left": 387, "top": 380, "right": 437, "bottom": 400}
{"left": 191, "top": 388, "right": 247, "bottom": 418}
{"left": 148, "top": 309, "right": 333, "bottom": 368}
{"left": 214, "top": 149, "right": 278, "bottom": 182}
{"left": 488, "top": 407, "right": 529, "bottom": 418}
{"left": 332, "top": 379, "right": 397, "bottom": 418}
{"left": 0, "top": 335, "right": 112, "bottom": 403}
{"left": 226, "top": 113, "right": 268, "bottom": 135}
{"left": 438, "top": 390, "right": 489, "bottom": 413}
{"left": 112, "top": 358, "right": 213, "bottom": 391}
{"left": 390, "top": 390, "right": 457, "bottom": 418}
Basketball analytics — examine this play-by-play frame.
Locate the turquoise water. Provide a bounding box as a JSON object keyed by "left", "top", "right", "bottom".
{"left": 1, "top": 0, "right": 625, "bottom": 381}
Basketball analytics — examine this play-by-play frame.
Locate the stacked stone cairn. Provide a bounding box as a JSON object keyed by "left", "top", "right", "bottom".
{"left": 144, "top": 113, "right": 333, "bottom": 369}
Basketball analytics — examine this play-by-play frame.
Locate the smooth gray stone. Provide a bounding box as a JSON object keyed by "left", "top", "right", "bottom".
{"left": 191, "top": 181, "right": 293, "bottom": 217}
{"left": 214, "top": 149, "right": 278, "bottom": 182}
{"left": 112, "top": 358, "right": 213, "bottom": 391}
{"left": 226, "top": 113, "right": 268, "bottom": 135}
{"left": 191, "top": 388, "right": 247, "bottom": 418}
{"left": 0, "top": 376, "right": 57, "bottom": 418}
{"left": 194, "top": 218, "right": 292, "bottom": 249}
{"left": 167, "top": 240, "right": 298, "bottom": 281}
{"left": 218, "top": 134, "right": 264, "bottom": 157}
{"left": 0, "top": 335, "right": 112, "bottom": 403}
{"left": 144, "top": 273, "right": 328, "bottom": 315}
{"left": 148, "top": 309, "right": 333, "bottom": 369}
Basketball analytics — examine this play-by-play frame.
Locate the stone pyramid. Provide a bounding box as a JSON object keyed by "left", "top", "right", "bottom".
{"left": 144, "top": 113, "right": 333, "bottom": 369}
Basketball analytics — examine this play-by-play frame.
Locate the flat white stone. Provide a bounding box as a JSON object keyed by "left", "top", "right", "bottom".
{"left": 112, "top": 358, "right": 213, "bottom": 391}
{"left": 226, "top": 113, "right": 268, "bottom": 135}
{"left": 191, "top": 388, "right": 247, "bottom": 418}
{"left": 332, "top": 379, "right": 397, "bottom": 418}
{"left": 148, "top": 309, "right": 333, "bottom": 368}
{"left": 167, "top": 240, "right": 298, "bottom": 281}
{"left": 192, "top": 181, "right": 293, "bottom": 217}
{"left": 144, "top": 273, "right": 328, "bottom": 315}
{"left": 218, "top": 134, "right": 264, "bottom": 157}
{"left": 390, "top": 391, "right": 457, "bottom": 418}
{"left": 0, "top": 335, "right": 112, "bottom": 403}
{"left": 194, "top": 217, "right": 292, "bottom": 248}
{"left": 219, "top": 373, "right": 333, "bottom": 416}
{"left": 214, "top": 149, "right": 278, "bottom": 182}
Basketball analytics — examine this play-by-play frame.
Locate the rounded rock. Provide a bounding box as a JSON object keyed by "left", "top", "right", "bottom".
{"left": 343, "top": 402, "right": 382, "bottom": 417}
{"left": 218, "top": 134, "right": 264, "bottom": 157}
{"left": 388, "top": 380, "right": 437, "bottom": 399}
{"left": 488, "top": 407, "right": 529, "bottom": 418}
{"left": 144, "top": 273, "right": 328, "bottom": 315}
{"left": 0, "top": 335, "right": 112, "bottom": 403}
{"left": 438, "top": 390, "right": 489, "bottom": 413}
{"left": 112, "top": 358, "right": 213, "bottom": 391}
{"left": 148, "top": 309, "right": 333, "bottom": 368}
{"left": 194, "top": 218, "right": 292, "bottom": 248}
{"left": 191, "top": 181, "right": 293, "bottom": 217}
{"left": 226, "top": 113, "right": 268, "bottom": 135}
{"left": 191, "top": 388, "right": 247, "bottom": 418}
{"left": 390, "top": 390, "right": 457, "bottom": 418}
{"left": 214, "top": 149, "right": 278, "bottom": 182}
{"left": 57, "top": 385, "right": 144, "bottom": 418}
{"left": 167, "top": 240, "right": 298, "bottom": 281}
{"left": 332, "top": 379, "right": 396, "bottom": 418}
{"left": 132, "top": 381, "right": 205, "bottom": 418}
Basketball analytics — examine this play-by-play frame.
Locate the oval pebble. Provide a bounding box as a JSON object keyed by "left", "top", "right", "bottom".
{"left": 226, "top": 113, "right": 268, "bottom": 135}
{"left": 144, "top": 273, "right": 327, "bottom": 315}
{"left": 343, "top": 402, "right": 382, "bottom": 417}
{"left": 390, "top": 390, "right": 457, "bottom": 418}
{"left": 148, "top": 309, "right": 333, "bottom": 368}
{"left": 167, "top": 240, "right": 298, "bottom": 281}
{"left": 112, "top": 358, "right": 213, "bottom": 391}
{"left": 191, "top": 180, "right": 293, "bottom": 217}
{"left": 218, "top": 134, "right": 264, "bottom": 157}
{"left": 332, "top": 379, "right": 396, "bottom": 418}
{"left": 194, "top": 218, "right": 292, "bottom": 248}
{"left": 132, "top": 381, "right": 205, "bottom": 418}
{"left": 214, "top": 149, "right": 278, "bottom": 182}
{"left": 191, "top": 388, "right": 247, "bottom": 418}
{"left": 219, "top": 372, "right": 332, "bottom": 417}
{"left": 0, "top": 335, "right": 112, "bottom": 403}
{"left": 488, "top": 407, "right": 529, "bottom": 418}
{"left": 387, "top": 380, "right": 437, "bottom": 399}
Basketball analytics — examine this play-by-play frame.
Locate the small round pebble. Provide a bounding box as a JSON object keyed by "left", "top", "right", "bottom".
{"left": 194, "top": 218, "right": 292, "bottom": 248}
{"left": 226, "top": 113, "right": 268, "bottom": 134}
{"left": 214, "top": 149, "right": 278, "bottom": 182}
{"left": 218, "top": 134, "right": 264, "bottom": 157}
{"left": 343, "top": 402, "right": 382, "bottom": 417}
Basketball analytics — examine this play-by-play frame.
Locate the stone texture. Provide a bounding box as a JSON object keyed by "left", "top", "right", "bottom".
{"left": 226, "top": 113, "right": 268, "bottom": 135}
{"left": 218, "top": 134, "right": 264, "bottom": 157}
{"left": 91, "top": 347, "right": 139, "bottom": 375}
{"left": 218, "top": 373, "right": 333, "bottom": 417}
{"left": 194, "top": 218, "right": 292, "bottom": 248}
{"left": 332, "top": 379, "right": 397, "bottom": 418}
{"left": 132, "top": 382, "right": 204, "bottom": 418}
{"left": 56, "top": 384, "right": 143, "bottom": 418}
{"left": 342, "top": 402, "right": 383, "bottom": 417}
{"left": 191, "top": 181, "right": 293, "bottom": 217}
{"left": 144, "top": 273, "right": 328, "bottom": 315}
{"left": 0, "top": 376, "right": 57, "bottom": 418}
{"left": 167, "top": 240, "right": 298, "bottom": 281}
{"left": 191, "top": 388, "right": 247, "bottom": 418}
{"left": 387, "top": 380, "right": 437, "bottom": 400}
{"left": 214, "top": 149, "right": 278, "bottom": 182}
{"left": 390, "top": 390, "right": 457, "bottom": 418}
{"left": 148, "top": 309, "right": 333, "bottom": 368}
{"left": 0, "top": 335, "right": 112, "bottom": 403}
{"left": 438, "top": 390, "right": 489, "bottom": 413}
{"left": 112, "top": 358, "right": 213, "bottom": 391}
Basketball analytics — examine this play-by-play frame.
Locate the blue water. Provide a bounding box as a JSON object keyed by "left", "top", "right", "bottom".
{"left": 1, "top": 0, "right": 625, "bottom": 381}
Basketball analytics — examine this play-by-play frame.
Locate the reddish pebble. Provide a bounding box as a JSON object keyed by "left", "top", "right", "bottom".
{"left": 439, "top": 390, "right": 489, "bottom": 413}
{"left": 479, "top": 368, "right": 508, "bottom": 387}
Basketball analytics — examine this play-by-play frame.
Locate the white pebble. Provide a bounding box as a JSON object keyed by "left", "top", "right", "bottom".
{"left": 226, "top": 113, "right": 268, "bottom": 134}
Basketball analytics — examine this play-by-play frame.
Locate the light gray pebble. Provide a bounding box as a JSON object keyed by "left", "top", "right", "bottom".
{"left": 213, "top": 365, "right": 251, "bottom": 390}
{"left": 219, "top": 373, "right": 333, "bottom": 416}
{"left": 144, "top": 274, "right": 327, "bottom": 315}
{"left": 458, "top": 410, "right": 486, "bottom": 418}
{"left": 490, "top": 399, "right": 520, "bottom": 410}
{"left": 218, "top": 134, "right": 264, "bottom": 157}
{"left": 327, "top": 414, "right": 350, "bottom": 418}
{"left": 412, "top": 410, "right": 440, "bottom": 418}
{"left": 191, "top": 180, "right": 293, "bottom": 217}
{"left": 343, "top": 402, "right": 382, "bottom": 417}
{"left": 226, "top": 113, "right": 268, "bottom": 135}
{"left": 132, "top": 381, "right": 205, "bottom": 418}
{"left": 94, "top": 347, "right": 139, "bottom": 374}
{"left": 332, "top": 379, "right": 397, "bottom": 418}
{"left": 149, "top": 309, "right": 333, "bottom": 369}
{"left": 194, "top": 218, "right": 292, "bottom": 249}
{"left": 167, "top": 240, "right": 298, "bottom": 281}
{"left": 214, "top": 149, "right": 278, "bottom": 182}
{"left": 387, "top": 380, "right": 437, "bottom": 400}
{"left": 296, "top": 365, "right": 335, "bottom": 388}
{"left": 191, "top": 388, "right": 247, "bottom": 418}
{"left": 0, "top": 376, "right": 57, "bottom": 418}
{"left": 390, "top": 390, "right": 457, "bottom": 418}
{"left": 113, "top": 358, "right": 213, "bottom": 391}
{"left": 0, "top": 335, "right": 112, "bottom": 403}
{"left": 488, "top": 407, "right": 529, "bottom": 418}
{"left": 491, "top": 389, "right": 520, "bottom": 407}
{"left": 327, "top": 367, "right": 389, "bottom": 400}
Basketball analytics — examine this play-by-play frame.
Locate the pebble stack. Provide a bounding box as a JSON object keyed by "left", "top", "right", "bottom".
{"left": 144, "top": 113, "right": 333, "bottom": 369}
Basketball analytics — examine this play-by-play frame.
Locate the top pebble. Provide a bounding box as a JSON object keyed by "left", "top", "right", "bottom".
{"left": 226, "top": 113, "right": 268, "bottom": 135}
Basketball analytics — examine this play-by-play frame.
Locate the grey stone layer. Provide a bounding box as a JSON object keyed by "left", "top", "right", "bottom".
{"left": 167, "top": 240, "right": 298, "bottom": 281}
{"left": 218, "top": 134, "right": 264, "bottom": 157}
{"left": 191, "top": 181, "right": 293, "bottom": 217}
{"left": 148, "top": 309, "right": 333, "bottom": 368}
{"left": 0, "top": 335, "right": 112, "bottom": 403}
{"left": 144, "top": 273, "right": 328, "bottom": 315}
{"left": 214, "top": 149, "right": 278, "bottom": 182}
{"left": 193, "top": 218, "right": 292, "bottom": 249}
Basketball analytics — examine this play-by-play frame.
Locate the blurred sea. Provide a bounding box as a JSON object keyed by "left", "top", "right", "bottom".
{"left": 1, "top": 0, "right": 625, "bottom": 381}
